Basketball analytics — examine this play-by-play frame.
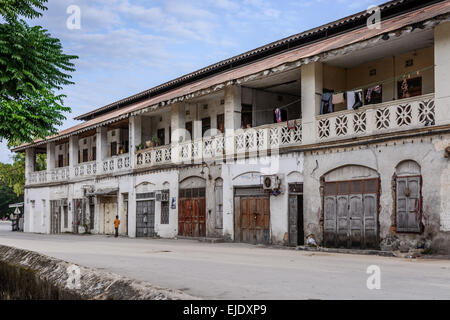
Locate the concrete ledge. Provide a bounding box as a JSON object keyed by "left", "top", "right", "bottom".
{"left": 176, "top": 236, "right": 225, "bottom": 244}
{"left": 296, "top": 245, "right": 396, "bottom": 257}
{"left": 0, "top": 245, "right": 199, "bottom": 300}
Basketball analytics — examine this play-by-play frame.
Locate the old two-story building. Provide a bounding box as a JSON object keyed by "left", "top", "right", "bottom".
{"left": 12, "top": 0, "right": 450, "bottom": 253}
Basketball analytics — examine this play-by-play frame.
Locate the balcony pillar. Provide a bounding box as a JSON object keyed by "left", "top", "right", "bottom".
{"left": 224, "top": 85, "right": 242, "bottom": 159}
{"left": 435, "top": 21, "right": 450, "bottom": 125}
{"left": 25, "top": 147, "right": 36, "bottom": 183}
{"left": 171, "top": 102, "right": 185, "bottom": 164}
{"left": 46, "top": 142, "right": 55, "bottom": 171}
{"left": 69, "top": 135, "right": 79, "bottom": 177}
{"left": 96, "top": 126, "right": 108, "bottom": 171}
{"left": 301, "top": 62, "right": 323, "bottom": 145}
{"left": 129, "top": 115, "right": 142, "bottom": 168}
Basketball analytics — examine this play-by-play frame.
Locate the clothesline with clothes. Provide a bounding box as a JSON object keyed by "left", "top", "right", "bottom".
{"left": 319, "top": 64, "right": 434, "bottom": 115}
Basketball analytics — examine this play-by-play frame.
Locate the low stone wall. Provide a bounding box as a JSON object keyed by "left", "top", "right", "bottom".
{"left": 0, "top": 245, "right": 198, "bottom": 300}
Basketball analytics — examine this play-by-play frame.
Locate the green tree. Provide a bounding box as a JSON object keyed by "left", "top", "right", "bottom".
{"left": 0, "top": 181, "right": 20, "bottom": 219}
{"left": 0, "top": 153, "right": 45, "bottom": 197}
{"left": 0, "top": 0, "right": 77, "bottom": 145}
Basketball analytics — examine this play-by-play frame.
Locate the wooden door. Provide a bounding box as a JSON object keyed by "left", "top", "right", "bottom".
{"left": 178, "top": 192, "right": 206, "bottom": 237}
{"left": 288, "top": 196, "right": 298, "bottom": 247}
{"left": 323, "top": 179, "right": 379, "bottom": 249}
{"left": 238, "top": 197, "right": 270, "bottom": 245}
{"left": 101, "top": 197, "right": 117, "bottom": 235}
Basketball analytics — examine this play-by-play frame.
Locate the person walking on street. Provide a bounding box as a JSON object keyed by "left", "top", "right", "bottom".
{"left": 114, "top": 215, "right": 120, "bottom": 238}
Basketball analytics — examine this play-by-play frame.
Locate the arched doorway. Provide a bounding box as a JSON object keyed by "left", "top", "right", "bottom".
{"left": 179, "top": 177, "right": 206, "bottom": 237}
{"left": 322, "top": 165, "right": 380, "bottom": 249}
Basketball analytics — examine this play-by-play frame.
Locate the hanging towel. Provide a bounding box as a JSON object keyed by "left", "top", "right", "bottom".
{"left": 346, "top": 91, "right": 356, "bottom": 110}
{"left": 332, "top": 92, "right": 345, "bottom": 105}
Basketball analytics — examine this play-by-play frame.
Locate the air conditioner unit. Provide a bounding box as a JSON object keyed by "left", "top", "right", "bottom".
{"left": 262, "top": 175, "right": 281, "bottom": 191}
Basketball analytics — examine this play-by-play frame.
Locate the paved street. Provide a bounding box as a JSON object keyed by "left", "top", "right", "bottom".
{"left": 0, "top": 222, "right": 449, "bottom": 300}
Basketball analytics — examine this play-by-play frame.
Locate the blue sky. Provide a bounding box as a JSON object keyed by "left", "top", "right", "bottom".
{"left": 1, "top": 0, "right": 388, "bottom": 163}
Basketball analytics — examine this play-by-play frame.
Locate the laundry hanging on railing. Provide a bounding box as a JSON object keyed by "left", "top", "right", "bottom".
{"left": 346, "top": 90, "right": 363, "bottom": 110}
{"left": 287, "top": 119, "right": 297, "bottom": 130}
{"left": 275, "top": 108, "right": 282, "bottom": 123}
{"left": 365, "top": 85, "right": 382, "bottom": 104}
{"left": 320, "top": 92, "right": 333, "bottom": 115}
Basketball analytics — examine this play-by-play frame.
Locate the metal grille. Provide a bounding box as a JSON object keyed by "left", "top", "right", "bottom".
{"left": 179, "top": 188, "right": 206, "bottom": 199}
{"left": 161, "top": 201, "right": 169, "bottom": 225}
{"left": 137, "top": 192, "right": 155, "bottom": 200}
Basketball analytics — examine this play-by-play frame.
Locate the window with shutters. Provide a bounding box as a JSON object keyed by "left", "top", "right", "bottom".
{"left": 395, "top": 161, "right": 422, "bottom": 233}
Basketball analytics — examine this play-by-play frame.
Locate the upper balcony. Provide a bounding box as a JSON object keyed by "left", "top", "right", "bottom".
{"left": 25, "top": 23, "right": 447, "bottom": 184}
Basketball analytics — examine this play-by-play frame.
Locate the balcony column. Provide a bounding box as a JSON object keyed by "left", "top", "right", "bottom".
{"left": 301, "top": 62, "right": 323, "bottom": 145}
{"left": 224, "top": 85, "right": 242, "bottom": 159}
{"left": 69, "top": 135, "right": 79, "bottom": 177}
{"left": 25, "top": 147, "right": 36, "bottom": 183}
{"left": 171, "top": 102, "right": 185, "bottom": 164}
{"left": 435, "top": 21, "right": 450, "bottom": 125}
{"left": 129, "top": 115, "right": 142, "bottom": 168}
{"left": 96, "top": 126, "right": 108, "bottom": 171}
{"left": 46, "top": 142, "right": 55, "bottom": 171}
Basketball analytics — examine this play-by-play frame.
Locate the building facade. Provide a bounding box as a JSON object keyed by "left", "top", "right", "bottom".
{"left": 13, "top": 1, "right": 450, "bottom": 253}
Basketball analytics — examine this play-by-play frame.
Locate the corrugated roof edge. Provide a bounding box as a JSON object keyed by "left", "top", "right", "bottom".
{"left": 74, "top": 0, "right": 422, "bottom": 121}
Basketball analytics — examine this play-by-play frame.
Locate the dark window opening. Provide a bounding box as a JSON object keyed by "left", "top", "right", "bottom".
{"left": 111, "top": 142, "right": 118, "bottom": 156}
{"left": 185, "top": 122, "right": 193, "bottom": 141}
{"left": 241, "top": 104, "right": 252, "bottom": 128}
{"left": 202, "top": 117, "right": 211, "bottom": 137}
{"left": 157, "top": 128, "right": 165, "bottom": 145}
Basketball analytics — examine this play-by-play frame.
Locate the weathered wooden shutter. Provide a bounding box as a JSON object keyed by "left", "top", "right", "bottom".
{"left": 324, "top": 196, "right": 337, "bottom": 247}
{"left": 363, "top": 193, "right": 378, "bottom": 248}
{"left": 349, "top": 194, "right": 363, "bottom": 248}
{"left": 336, "top": 195, "right": 349, "bottom": 246}
{"left": 397, "top": 177, "right": 421, "bottom": 232}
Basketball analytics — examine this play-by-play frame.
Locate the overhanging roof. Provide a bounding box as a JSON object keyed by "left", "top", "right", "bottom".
{"left": 74, "top": 0, "right": 445, "bottom": 122}
{"left": 11, "top": 0, "right": 450, "bottom": 152}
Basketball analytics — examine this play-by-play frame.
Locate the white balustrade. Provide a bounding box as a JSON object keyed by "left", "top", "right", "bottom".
{"left": 102, "top": 154, "right": 131, "bottom": 174}
{"left": 49, "top": 167, "right": 70, "bottom": 182}
{"left": 73, "top": 161, "right": 97, "bottom": 178}
{"left": 316, "top": 94, "right": 435, "bottom": 141}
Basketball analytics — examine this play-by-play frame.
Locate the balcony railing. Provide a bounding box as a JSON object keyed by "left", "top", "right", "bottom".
{"left": 136, "top": 145, "right": 172, "bottom": 167}
{"left": 316, "top": 93, "right": 435, "bottom": 141}
{"left": 135, "top": 119, "right": 303, "bottom": 168}
{"left": 102, "top": 153, "right": 131, "bottom": 174}
{"left": 26, "top": 93, "right": 439, "bottom": 185}
{"left": 73, "top": 161, "right": 97, "bottom": 178}
{"left": 49, "top": 167, "right": 70, "bottom": 183}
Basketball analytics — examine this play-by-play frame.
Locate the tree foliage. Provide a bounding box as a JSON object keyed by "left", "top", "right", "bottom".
{"left": 0, "top": 0, "right": 47, "bottom": 22}
{"left": 0, "top": 0, "right": 77, "bottom": 145}
{"left": 0, "top": 152, "right": 45, "bottom": 197}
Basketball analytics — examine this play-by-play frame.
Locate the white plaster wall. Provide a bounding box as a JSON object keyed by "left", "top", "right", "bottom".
{"left": 133, "top": 170, "right": 179, "bottom": 238}
{"left": 303, "top": 135, "right": 450, "bottom": 252}
{"left": 221, "top": 152, "right": 304, "bottom": 244}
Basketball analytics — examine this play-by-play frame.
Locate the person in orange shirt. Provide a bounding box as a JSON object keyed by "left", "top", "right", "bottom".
{"left": 114, "top": 216, "right": 120, "bottom": 238}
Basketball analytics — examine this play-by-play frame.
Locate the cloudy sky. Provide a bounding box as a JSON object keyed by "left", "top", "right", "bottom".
{"left": 1, "top": 0, "right": 387, "bottom": 163}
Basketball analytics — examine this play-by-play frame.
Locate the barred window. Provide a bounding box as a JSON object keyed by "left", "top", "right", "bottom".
{"left": 161, "top": 201, "right": 169, "bottom": 225}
